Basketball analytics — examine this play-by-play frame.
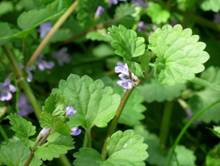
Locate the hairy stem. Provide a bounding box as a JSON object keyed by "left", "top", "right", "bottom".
{"left": 27, "top": 0, "right": 78, "bottom": 67}
{"left": 101, "top": 88, "right": 134, "bottom": 160}
{"left": 166, "top": 99, "right": 220, "bottom": 166}
{"left": 24, "top": 130, "right": 51, "bottom": 166}
{"left": 2, "top": 46, "right": 41, "bottom": 119}
{"left": 159, "top": 102, "right": 173, "bottom": 148}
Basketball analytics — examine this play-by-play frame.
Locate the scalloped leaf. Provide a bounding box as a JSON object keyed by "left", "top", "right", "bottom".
{"left": 74, "top": 148, "right": 101, "bottom": 166}
{"left": 0, "top": 139, "right": 42, "bottom": 166}
{"left": 189, "top": 66, "right": 220, "bottom": 123}
{"left": 51, "top": 74, "right": 121, "bottom": 129}
{"left": 149, "top": 24, "right": 209, "bottom": 85}
{"left": 138, "top": 80, "right": 185, "bottom": 102}
{"left": 201, "top": 0, "right": 220, "bottom": 12}
{"left": 74, "top": 130, "right": 148, "bottom": 166}
{"left": 104, "top": 130, "right": 148, "bottom": 166}
{"left": 36, "top": 144, "right": 73, "bottom": 161}
{"left": 146, "top": 2, "right": 170, "bottom": 24}
{"left": 108, "top": 25, "right": 146, "bottom": 60}
{"left": 8, "top": 114, "right": 36, "bottom": 139}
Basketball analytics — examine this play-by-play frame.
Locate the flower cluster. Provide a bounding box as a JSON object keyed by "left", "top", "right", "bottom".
{"left": 115, "top": 63, "right": 139, "bottom": 90}
{"left": 0, "top": 79, "right": 16, "bottom": 101}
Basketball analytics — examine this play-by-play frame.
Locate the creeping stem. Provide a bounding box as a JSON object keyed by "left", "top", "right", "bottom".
{"left": 2, "top": 46, "right": 41, "bottom": 119}
{"left": 159, "top": 102, "right": 173, "bottom": 148}
{"left": 167, "top": 99, "right": 220, "bottom": 165}
{"left": 101, "top": 88, "right": 134, "bottom": 160}
{"left": 83, "top": 128, "right": 92, "bottom": 147}
{"left": 27, "top": 0, "right": 78, "bottom": 67}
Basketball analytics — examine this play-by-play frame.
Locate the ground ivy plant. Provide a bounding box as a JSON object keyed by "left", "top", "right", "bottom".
{"left": 0, "top": 0, "right": 220, "bottom": 166}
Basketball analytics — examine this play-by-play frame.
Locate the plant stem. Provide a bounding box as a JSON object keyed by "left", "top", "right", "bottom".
{"left": 166, "top": 99, "right": 220, "bottom": 166}
{"left": 2, "top": 46, "right": 41, "bottom": 119}
{"left": 0, "top": 125, "right": 8, "bottom": 140}
{"left": 24, "top": 130, "right": 51, "bottom": 166}
{"left": 83, "top": 129, "right": 92, "bottom": 147}
{"left": 101, "top": 88, "right": 134, "bottom": 160}
{"left": 59, "top": 155, "right": 72, "bottom": 166}
{"left": 159, "top": 102, "right": 173, "bottom": 148}
{"left": 27, "top": 0, "right": 78, "bottom": 67}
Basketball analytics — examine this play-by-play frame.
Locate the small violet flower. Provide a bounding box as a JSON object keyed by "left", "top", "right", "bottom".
{"left": 65, "top": 106, "right": 77, "bottom": 117}
{"left": 38, "top": 22, "right": 52, "bottom": 39}
{"left": 71, "top": 127, "right": 81, "bottom": 136}
{"left": 18, "top": 93, "right": 33, "bottom": 117}
{"left": 52, "top": 47, "right": 71, "bottom": 66}
{"left": 137, "top": 21, "right": 146, "bottom": 32}
{"left": 115, "top": 62, "right": 138, "bottom": 90}
{"left": 109, "top": 0, "right": 118, "bottom": 5}
{"left": 37, "top": 128, "right": 50, "bottom": 141}
{"left": 0, "top": 79, "right": 16, "bottom": 101}
{"left": 132, "top": 0, "right": 147, "bottom": 7}
{"left": 37, "top": 58, "right": 55, "bottom": 71}
{"left": 95, "top": 6, "right": 105, "bottom": 18}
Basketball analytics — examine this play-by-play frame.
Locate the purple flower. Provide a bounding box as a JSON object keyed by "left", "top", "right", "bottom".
{"left": 38, "top": 22, "right": 52, "bottom": 39}
{"left": 115, "top": 62, "right": 139, "bottom": 90}
{"left": 95, "top": 6, "right": 105, "bottom": 18}
{"left": 115, "top": 62, "right": 129, "bottom": 75}
{"left": 71, "top": 127, "right": 81, "bottom": 136}
{"left": 137, "top": 21, "right": 146, "bottom": 32}
{"left": 37, "top": 59, "right": 54, "bottom": 71}
{"left": 117, "top": 78, "right": 134, "bottom": 90}
{"left": 132, "top": 0, "right": 146, "bottom": 7}
{"left": 18, "top": 93, "right": 33, "bottom": 117}
{"left": 0, "top": 79, "right": 16, "bottom": 101}
{"left": 65, "top": 106, "right": 77, "bottom": 117}
{"left": 109, "top": 0, "right": 118, "bottom": 5}
{"left": 37, "top": 128, "right": 50, "bottom": 141}
{"left": 52, "top": 48, "right": 71, "bottom": 66}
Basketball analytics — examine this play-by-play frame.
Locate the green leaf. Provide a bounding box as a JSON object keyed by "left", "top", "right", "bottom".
{"left": 35, "top": 131, "right": 74, "bottom": 161}
{"left": 206, "top": 144, "right": 220, "bottom": 166}
{"left": 201, "top": 0, "right": 220, "bottom": 12}
{"left": 51, "top": 74, "right": 120, "bottom": 129}
{"left": 8, "top": 114, "right": 36, "bottom": 139}
{"left": 172, "top": 145, "right": 196, "bottom": 166}
{"left": 0, "top": 1, "right": 13, "bottom": 16}
{"left": 189, "top": 66, "right": 220, "bottom": 122}
{"left": 104, "top": 130, "right": 148, "bottom": 166}
{"left": 17, "top": 1, "right": 66, "bottom": 30}
{"left": 176, "top": 0, "right": 197, "bottom": 11}
{"left": 108, "top": 25, "right": 146, "bottom": 60}
{"left": 146, "top": 2, "right": 170, "bottom": 24}
{"left": 114, "top": 3, "right": 136, "bottom": 28}
{"left": 36, "top": 144, "right": 73, "bottom": 161}
{"left": 74, "top": 148, "right": 102, "bottom": 166}
{"left": 119, "top": 89, "right": 146, "bottom": 126}
{"left": 86, "top": 29, "right": 110, "bottom": 42}
{"left": 138, "top": 80, "right": 185, "bottom": 102}
{"left": 0, "top": 139, "right": 41, "bottom": 166}
{"left": 148, "top": 24, "right": 209, "bottom": 85}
